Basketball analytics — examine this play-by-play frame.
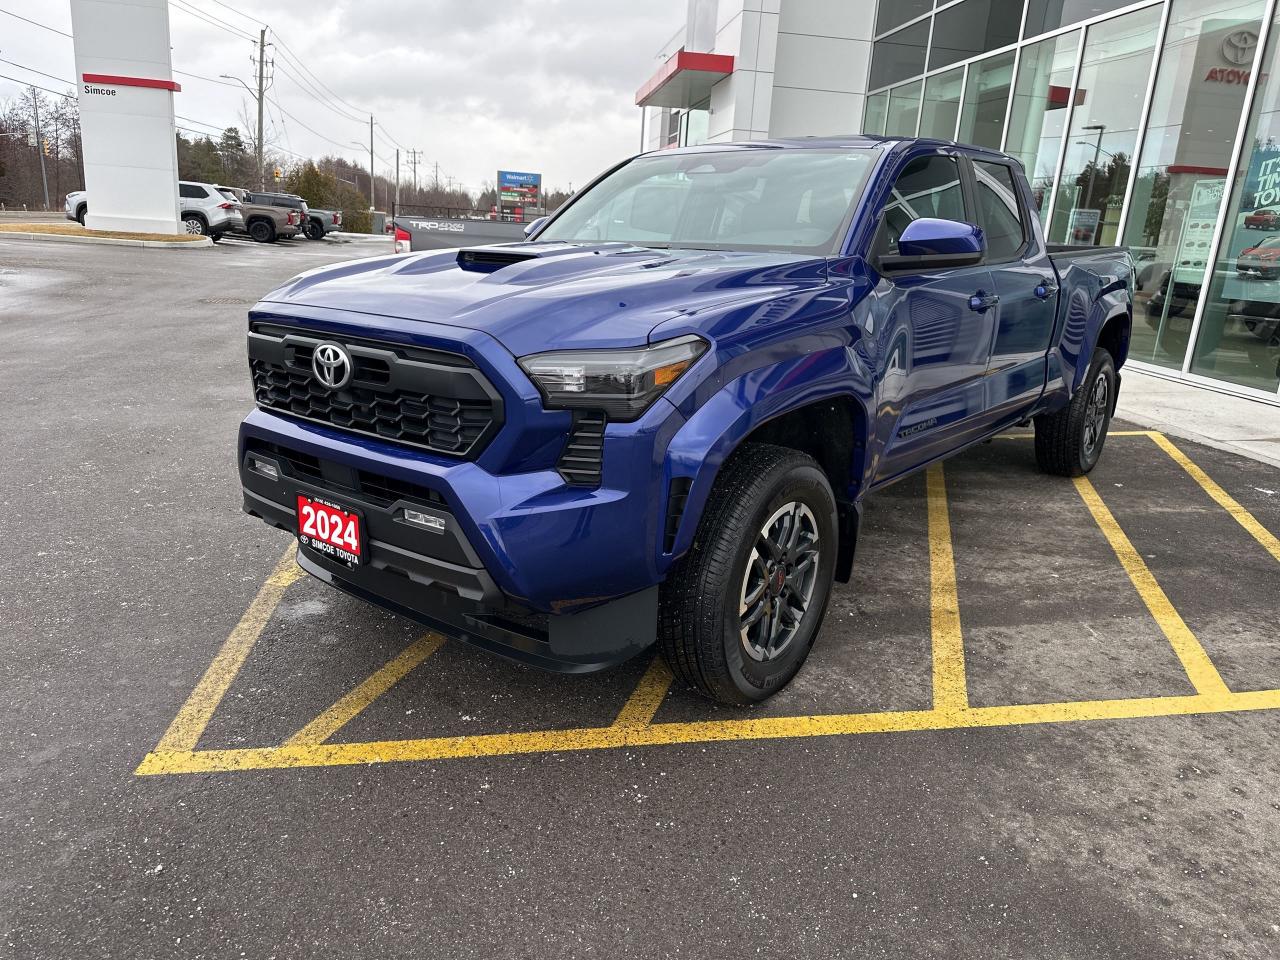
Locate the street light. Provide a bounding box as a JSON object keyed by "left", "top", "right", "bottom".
{"left": 220, "top": 74, "right": 264, "bottom": 189}
{"left": 1080, "top": 123, "right": 1107, "bottom": 245}
{"left": 349, "top": 140, "right": 374, "bottom": 209}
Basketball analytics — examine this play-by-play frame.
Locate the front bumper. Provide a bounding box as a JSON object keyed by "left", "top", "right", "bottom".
{"left": 239, "top": 406, "right": 673, "bottom": 671}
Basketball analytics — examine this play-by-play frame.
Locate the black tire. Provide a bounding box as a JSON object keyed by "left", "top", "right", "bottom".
{"left": 1033, "top": 347, "right": 1117, "bottom": 477}
{"left": 210, "top": 232, "right": 221, "bottom": 243}
{"left": 76, "top": 205, "right": 86, "bottom": 226}
{"left": 248, "top": 219, "right": 275, "bottom": 243}
{"left": 658, "top": 443, "right": 839, "bottom": 706}
{"left": 182, "top": 213, "right": 208, "bottom": 236}
{"left": 306, "top": 219, "right": 325, "bottom": 241}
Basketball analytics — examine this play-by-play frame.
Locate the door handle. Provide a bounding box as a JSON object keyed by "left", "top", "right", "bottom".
{"left": 968, "top": 291, "right": 1000, "bottom": 313}
{"left": 1034, "top": 278, "right": 1058, "bottom": 300}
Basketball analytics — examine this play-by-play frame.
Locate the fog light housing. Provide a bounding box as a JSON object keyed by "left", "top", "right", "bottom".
{"left": 403, "top": 508, "right": 446, "bottom": 532}
{"left": 249, "top": 457, "right": 279, "bottom": 481}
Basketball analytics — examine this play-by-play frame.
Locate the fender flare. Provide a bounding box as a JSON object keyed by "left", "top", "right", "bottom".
{"left": 658, "top": 346, "right": 870, "bottom": 566}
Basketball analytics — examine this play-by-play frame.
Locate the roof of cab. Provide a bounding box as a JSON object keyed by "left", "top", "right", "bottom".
{"left": 649, "top": 134, "right": 1014, "bottom": 164}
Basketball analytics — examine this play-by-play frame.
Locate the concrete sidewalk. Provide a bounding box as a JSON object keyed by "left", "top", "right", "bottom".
{"left": 1117, "top": 366, "right": 1280, "bottom": 469}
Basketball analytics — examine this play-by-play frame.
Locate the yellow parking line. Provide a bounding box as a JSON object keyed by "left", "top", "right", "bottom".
{"left": 926, "top": 464, "right": 969, "bottom": 713}
{"left": 152, "top": 543, "right": 304, "bottom": 753}
{"left": 611, "top": 657, "right": 674, "bottom": 728}
{"left": 285, "top": 633, "right": 446, "bottom": 746}
{"left": 1073, "top": 477, "right": 1231, "bottom": 698}
{"left": 134, "top": 686, "right": 1280, "bottom": 775}
{"left": 1149, "top": 433, "right": 1280, "bottom": 564}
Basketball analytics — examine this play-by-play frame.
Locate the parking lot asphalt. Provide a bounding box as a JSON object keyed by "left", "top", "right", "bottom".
{"left": 3, "top": 237, "right": 1280, "bottom": 959}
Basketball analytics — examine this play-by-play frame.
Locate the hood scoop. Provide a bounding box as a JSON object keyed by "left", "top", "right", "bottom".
{"left": 456, "top": 247, "right": 539, "bottom": 273}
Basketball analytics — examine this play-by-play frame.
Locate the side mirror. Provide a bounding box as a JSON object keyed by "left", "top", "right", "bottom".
{"left": 879, "top": 218, "right": 985, "bottom": 273}
{"left": 523, "top": 216, "right": 549, "bottom": 238}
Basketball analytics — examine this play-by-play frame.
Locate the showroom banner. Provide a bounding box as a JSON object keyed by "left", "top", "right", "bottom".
{"left": 70, "top": 0, "right": 181, "bottom": 234}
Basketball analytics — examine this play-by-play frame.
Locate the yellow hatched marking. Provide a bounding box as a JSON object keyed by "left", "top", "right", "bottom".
{"left": 285, "top": 633, "right": 446, "bottom": 746}
{"left": 134, "top": 687, "right": 1280, "bottom": 775}
{"left": 153, "top": 544, "right": 304, "bottom": 753}
{"left": 1073, "top": 476, "right": 1231, "bottom": 698}
{"left": 926, "top": 464, "right": 969, "bottom": 713}
{"left": 1150, "top": 433, "right": 1280, "bottom": 564}
{"left": 611, "top": 657, "right": 674, "bottom": 729}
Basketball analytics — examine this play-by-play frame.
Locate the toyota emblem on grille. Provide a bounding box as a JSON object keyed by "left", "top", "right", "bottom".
{"left": 311, "top": 342, "right": 352, "bottom": 390}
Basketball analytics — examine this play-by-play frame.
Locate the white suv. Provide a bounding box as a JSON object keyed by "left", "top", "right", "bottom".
{"left": 177, "top": 181, "right": 243, "bottom": 240}
{"left": 63, "top": 181, "right": 244, "bottom": 240}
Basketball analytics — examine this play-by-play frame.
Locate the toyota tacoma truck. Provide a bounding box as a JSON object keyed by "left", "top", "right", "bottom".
{"left": 238, "top": 136, "right": 1133, "bottom": 705}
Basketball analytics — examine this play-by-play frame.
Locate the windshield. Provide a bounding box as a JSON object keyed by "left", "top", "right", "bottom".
{"left": 539, "top": 147, "right": 882, "bottom": 254}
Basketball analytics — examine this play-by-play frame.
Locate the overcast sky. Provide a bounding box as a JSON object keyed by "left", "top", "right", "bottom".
{"left": 0, "top": 0, "right": 685, "bottom": 195}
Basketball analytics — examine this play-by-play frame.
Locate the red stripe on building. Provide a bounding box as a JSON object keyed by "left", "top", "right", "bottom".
{"left": 82, "top": 73, "right": 182, "bottom": 92}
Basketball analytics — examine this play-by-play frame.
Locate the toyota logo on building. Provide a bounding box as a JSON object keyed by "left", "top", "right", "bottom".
{"left": 311, "top": 342, "right": 353, "bottom": 389}
{"left": 1223, "top": 30, "right": 1258, "bottom": 66}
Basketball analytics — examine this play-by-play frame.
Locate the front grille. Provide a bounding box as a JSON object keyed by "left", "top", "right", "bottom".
{"left": 248, "top": 326, "right": 502, "bottom": 458}
{"left": 246, "top": 439, "right": 447, "bottom": 509}
{"left": 557, "top": 410, "right": 606, "bottom": 487}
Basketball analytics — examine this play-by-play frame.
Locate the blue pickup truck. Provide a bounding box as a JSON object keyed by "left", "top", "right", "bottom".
{"left": 239, "top": 136, "right": 1133, "bottom": 705}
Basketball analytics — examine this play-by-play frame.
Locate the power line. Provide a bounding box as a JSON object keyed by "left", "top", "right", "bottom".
{"left": 198, "top": 0, "right": 265, "bottom": 28}
{"left": 173, "top": 68, "right": 242, "bottom": 88}
{"left": 272, "top": 57, "right": 363, "bottom": 125}
{"left": 169, "top": 0, "right": 256, "bottom": 42}
{"left": 0, "top": 7, "right": 72, "bottom": 38}
{"left": 0, "top": 73, "right": 73, "bottom": 99}
{"left": 264, "top": 94, "right": 363, "bottom": 154}
{"left": 0, "top": 57, "right": 74, "bottom": 89}
{"left": 269, "top": 32, "right": 366, "bottom": 119}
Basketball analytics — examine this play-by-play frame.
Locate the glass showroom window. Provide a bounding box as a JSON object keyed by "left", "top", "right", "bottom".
{"left": 928, "top": 0, "right": 1023, "bottom": 72}
{"left": 1123, "top": 0, "right": 1266, "bottom": 370}
{"left": 876, "top": 0, "right": 933, "bottom": 37}
{"left": 886, "top": 80, "right": 924, "bottom": 136}
{"left": 958, "top": 50, "right": 1016, "bottom": 149}
{"left": 919, "top": 67, "right": 965, "bottom": 139}
{"left": 1047, "top": 5, "right": 1161, "bottom": 246}
{"left": 1023, "top": 0, "right": 1151, "bottom": 39}
{"left": 864, "top": 91, "right": 889, "bottom": 136}
{"left": 1190, "top": 10, "right": 1280, "bottom": 393}
{"left": 1005, "top": 29, "right": 1082, "bottom": 221}
{"left": 870, "top": 20, "right": 931, "bottom": 89}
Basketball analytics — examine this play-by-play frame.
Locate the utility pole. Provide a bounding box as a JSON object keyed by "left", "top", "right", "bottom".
{"left": 394, "top": 148, "right": 400, "bottom": 214}
{"left": 255, "top": 27, "right": 266, "bottom": 190}
{"left": 369, "top": 115, "right": 375, "bottom": 210}
{"left": 433, "top": 160, "right": 439, "bottom": 192}
{"left": 32, "top": 93, "right": 50, "bottom": 210}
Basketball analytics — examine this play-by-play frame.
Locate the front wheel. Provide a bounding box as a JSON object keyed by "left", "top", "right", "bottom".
{"left": 1033, "top": 347, "right": 1117, "bottom": 477}
{"left": 658, "top": 443, "right": 838, "bottom": 706}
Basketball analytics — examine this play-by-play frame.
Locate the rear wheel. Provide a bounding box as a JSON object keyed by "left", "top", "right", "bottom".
{"left": 658, "top": 443, "right": 838, "bottom": 705}
{"left": 306, "top": 219, "right": 325, "bottom": 241}
{"left": 248, "top": 219, "right": 275, "bottom": 243}
{"left": 182, "top": 214, "right": 208, "bottom": 236}
{"left": 1033, "top": 347, "right": 1117, "bottom": 477}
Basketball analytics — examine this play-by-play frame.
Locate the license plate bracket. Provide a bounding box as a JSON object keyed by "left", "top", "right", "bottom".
{"left": 296, "top": 492, "right": 364, "bottom": 568}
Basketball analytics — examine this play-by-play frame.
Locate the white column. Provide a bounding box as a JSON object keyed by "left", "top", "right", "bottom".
{"left": 70, "top": 0, "right": 181, "bottom": 234}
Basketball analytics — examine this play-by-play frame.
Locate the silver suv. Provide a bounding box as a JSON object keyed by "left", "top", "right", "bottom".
{"left": 63, "top": 181, "right": 244, "bottom": 240}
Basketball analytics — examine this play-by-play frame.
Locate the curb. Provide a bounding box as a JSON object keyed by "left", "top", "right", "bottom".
{"left": 0, "top": 231, "right": 212, "bottom": 249}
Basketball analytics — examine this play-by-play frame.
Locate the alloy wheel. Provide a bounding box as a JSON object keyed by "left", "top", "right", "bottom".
{"left": 739, "top": 501, "right": 820, "bottom": 662}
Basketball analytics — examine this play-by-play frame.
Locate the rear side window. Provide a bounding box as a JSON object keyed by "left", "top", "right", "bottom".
{"left": 873, "top": 154, "right": 966, "bottom": 258}
{"left": 972, "top": 160, "right": 1025, "bottom": 262}
{"left": 179, "top": 184, "right": 208, "bottom": 199}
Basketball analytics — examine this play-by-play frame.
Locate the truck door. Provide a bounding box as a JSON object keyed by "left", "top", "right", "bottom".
{"left": 967, "top": 157, "right": 1058, "bottom": 423}
{"left": 868, "top": 152, "right": 999, "bottom": 483}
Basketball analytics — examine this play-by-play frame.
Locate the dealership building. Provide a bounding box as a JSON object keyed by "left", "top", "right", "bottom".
{"left": 637, "top": 0, "right": 1280, "bottom": 405}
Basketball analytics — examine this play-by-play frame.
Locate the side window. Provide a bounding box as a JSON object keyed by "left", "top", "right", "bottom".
{"left": 178, "top": 184, "right": 207, "bottom": 199}
{"left": 872, "top": 155, "right": 965, "bottom": 260}
{"left": 972, "top": 160, "right": 1025, "bottom": 262}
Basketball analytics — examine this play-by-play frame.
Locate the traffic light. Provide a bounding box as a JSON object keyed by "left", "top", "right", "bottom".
{"left": 42, "top": 138, "right": 50, "bottom": 157}
{"left": 273, "top": 167, "right": 282, "bottom": 180}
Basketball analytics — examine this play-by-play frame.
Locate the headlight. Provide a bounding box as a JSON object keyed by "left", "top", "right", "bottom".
{"left": 518, "top": 335, "right": 707, "bottom": 420}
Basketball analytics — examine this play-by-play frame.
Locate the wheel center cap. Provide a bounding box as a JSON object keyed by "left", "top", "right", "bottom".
{"left": 769, "top": 567, "right": 786, "bottom": 597}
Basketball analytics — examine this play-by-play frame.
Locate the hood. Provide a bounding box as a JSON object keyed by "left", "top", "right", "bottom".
{"left": 258, "top": 241, "right": 831, "bottom": 357}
